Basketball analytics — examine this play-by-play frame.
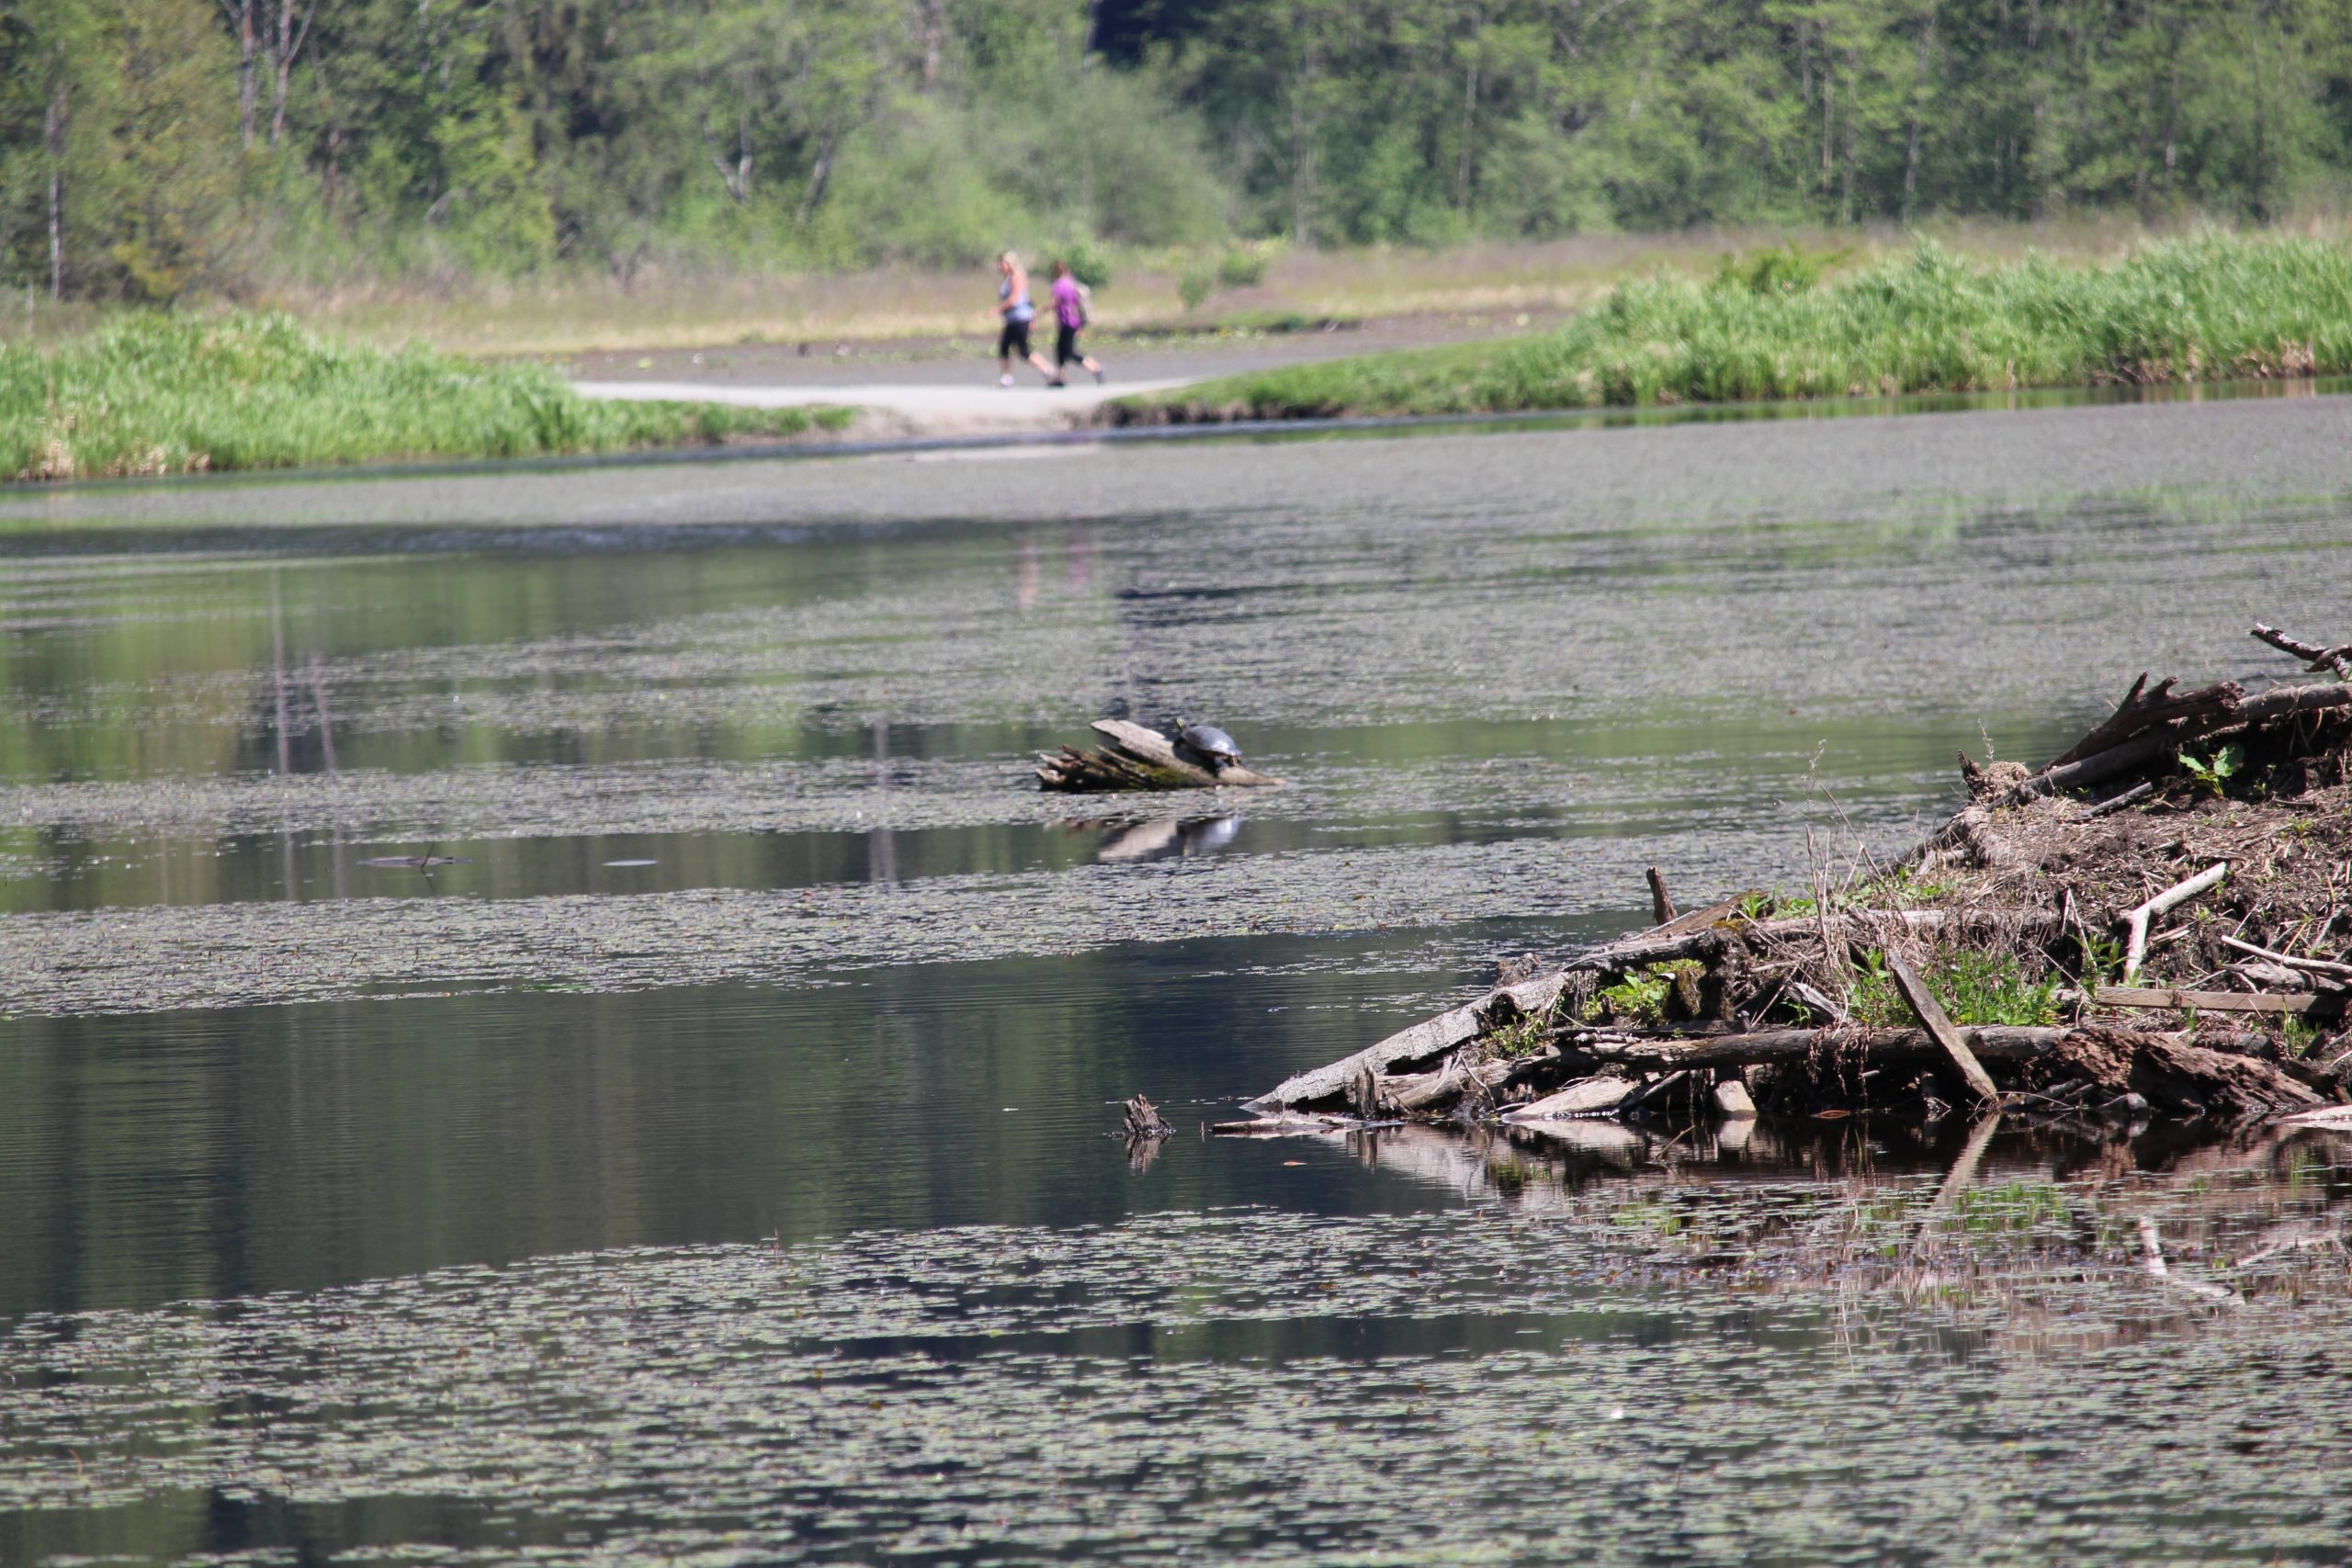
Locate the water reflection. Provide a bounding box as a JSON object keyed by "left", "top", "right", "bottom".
{"left": 1087, "top": 813, "right": 1244, "bottom": 863}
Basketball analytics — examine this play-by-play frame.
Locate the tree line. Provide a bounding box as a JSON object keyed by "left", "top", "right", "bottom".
{"left": 3, "top": 0, "right": 2349, "bottom": 301}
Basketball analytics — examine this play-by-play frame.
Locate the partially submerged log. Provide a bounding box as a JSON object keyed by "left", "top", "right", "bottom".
{"left": 1886, "top": 952, "right": 2001, "bottom": 1107}
{"left": 1038, "top": 719, "right": 1283, "bottom": 792}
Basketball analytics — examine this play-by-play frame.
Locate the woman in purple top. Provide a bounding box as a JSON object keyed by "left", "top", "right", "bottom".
{"left": 1046, "top": 261, "right": 1104, "bottom": 387}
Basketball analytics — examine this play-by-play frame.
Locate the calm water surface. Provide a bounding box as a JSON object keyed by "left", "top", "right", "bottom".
{"left": 5, "top": 398, "right": 2352, "bottom": 1563}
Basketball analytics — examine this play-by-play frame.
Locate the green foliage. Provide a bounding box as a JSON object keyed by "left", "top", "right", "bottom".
{"left": 1483, "top": 1012, "right": 1555, "bottom": 1060}
{"left": 1849, "top": 947, "right": 2062, "bottom": 1029}
{"left": 1216, "top": 246, "right": 1270, "bottom": 289}
{"left": 1596, "top": 968, "right": 1670, "bottom": 1023}
{"left": 12, "top": 0, "right": 2352, "bottom": 299}
{"left": 1594, "top": 960, "right": 1702, "bottom": 1023}
{"left": 0, "top": 312, "right": 842, "bottom": 479}
{"left": 1159, "top": 233, "right": 2352, "bottom": 418}
{"left": 1713, "top": 244, "right": 1840, "bottom": 298}
{"left": 2282, "top": 1015, "right": 2323, "bottom": 1058}
{"left": 2077, "top": 930, "right": 2129, "bottom": 987}
{"left": 1059, "top": 237, "right": 1114, "bottom": 290}
{"left": 1178, "top": 266, "right": 1215, "bottom": 311}
{"left": 2180, "top": 742, "right": 2247, "bottom": 795}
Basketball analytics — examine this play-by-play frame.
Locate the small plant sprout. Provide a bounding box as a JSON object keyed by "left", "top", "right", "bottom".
{"left": 2178, "top": 742, "right": 2245, "bottom": 795}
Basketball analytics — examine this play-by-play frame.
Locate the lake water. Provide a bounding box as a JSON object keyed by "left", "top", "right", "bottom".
{"left": 5, "top": 395, "right": 2352, "bottom": 1563}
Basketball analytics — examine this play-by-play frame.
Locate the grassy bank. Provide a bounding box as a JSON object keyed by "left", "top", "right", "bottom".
{"left": 1115, "top": 231, "right": 2352, "bottom": 423}
{"left": 1, "top": 315, "right": 850, "bottom": 482}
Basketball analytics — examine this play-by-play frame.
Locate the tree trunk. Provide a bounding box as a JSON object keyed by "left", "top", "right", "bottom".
{"left": 268, "top": 0, "right": 322, "bottom": 148}
{"left": 921, "top": 0, "right": 944, "bottom": 94}
{"left": 1819, "top": 64, "right": 1834, "bottom": 202}
{"left": 1291, "top": 16, "right": 1317, "bottom": 245}
{"left": 44, "top": 82, "right": 65, "bottom": 302}
{"left": 1902, "top": 4, "right": 1938, "bottom": 222}
{"left": 798, "top": 121, "right": 838, "bottom": 221}
{"left": 225, "top": 0, "right": 258, "bottom": 148}
{"left": 1456, "top": 10, "right": 1482, "bottom": 211}
{"left": 1839, "top": 51, "right": 1857, "bottom": 224}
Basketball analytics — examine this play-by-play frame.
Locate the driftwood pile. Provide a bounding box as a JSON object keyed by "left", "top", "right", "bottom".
{"left": 1038, "top": 719, "right": 1282, "bottom": 792}
{"left": 1225, "top": 622, "right": 2352, "bottom": 1141}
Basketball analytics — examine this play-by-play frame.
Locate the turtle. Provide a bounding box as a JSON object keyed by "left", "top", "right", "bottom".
{"left": 1172, "top": 719, "right": 1242, "bottom": 773}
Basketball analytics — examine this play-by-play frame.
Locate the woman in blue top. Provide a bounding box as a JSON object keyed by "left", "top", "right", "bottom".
{"left": 990, "top": 252, "right": 1057, "bottom": 387}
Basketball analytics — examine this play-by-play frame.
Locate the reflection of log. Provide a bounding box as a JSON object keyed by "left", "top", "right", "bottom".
{"left": 1038, "top": 719, "right": 1283, "bottom": 792}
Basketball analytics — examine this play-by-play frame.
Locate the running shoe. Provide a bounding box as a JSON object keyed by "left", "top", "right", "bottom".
{"left": 1091, "top": 367, "right": 1105, "bottom": 385}
{"left": 999, "top": 373, "right": 1014, "bottom": 388}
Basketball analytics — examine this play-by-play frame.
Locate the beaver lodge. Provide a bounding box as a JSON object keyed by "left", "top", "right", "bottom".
{"left": 1222, "top": 622, "right": 2352, "bottom": 1142}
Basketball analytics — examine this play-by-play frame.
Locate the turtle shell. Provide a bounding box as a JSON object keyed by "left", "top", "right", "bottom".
{"left": 1177, "top": 723, "right": 1242, "bottom": 764}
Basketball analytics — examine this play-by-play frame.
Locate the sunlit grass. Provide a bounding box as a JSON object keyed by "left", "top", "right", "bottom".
{"left": 0, "top": 313, "right": 850, "bottom": 482}
{"left": 1125, "top": 231, "right": 2352, "bottom": 420}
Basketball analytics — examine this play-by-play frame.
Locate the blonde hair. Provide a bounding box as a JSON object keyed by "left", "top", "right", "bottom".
{"left": 999, "top": 250, "right": 1020, "bottom": 267}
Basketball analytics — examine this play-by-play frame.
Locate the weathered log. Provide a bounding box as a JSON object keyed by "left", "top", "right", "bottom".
{"left": 1385, "top": 1055, "right": 1513, "bottom": 1111}
{"left": 1567, "top": 908, "right": 2058, "bottom": 975}
{"left": 1558, "top": 1024, "right": 2068, "bottom": 1071}
{"left": 2076, "top": 781, "right": 2154, "bottom": 820}
{"left": 2119, "top": 862, "right": 2229, "bottom": 984}
{"left": 2251, "top": 622, "right": 2352, "bottom": 680}
{"left": 1121, "top": 1094, "right": 1175, "bottom": 1139}
{"left": 1503, "top": 1077, "right": 1634, "bottom": 1122}
{"left": 1038, "top": 719, "right": 1283, "bottom": 792}
{"left": 2095, "top": 984, "right": 2347, "bottom": 1018}
{"left": 1210, "top": 1111, "right": 1351, "bottom": 1136}
{"left": 2008, "top": 682, "right": 2352, "bottom": 804}
{"left": 2044, "top": 674, "right": 2243, "bottom": 770}
{"left": 1554, "top": 1024, "right": 2321, "bottom": 1113}
{"left": 1887, "top": 952, "right": 2001, "bottom": 1106}
{"left": 2217, "top": 935, "right": 2352, "bottom": 979}
{"left": 1244, "top": 972, "right": 1568, "bottom": 1110}
{"left": 1645, "top": 867, "right": 1677, "bottom": 925}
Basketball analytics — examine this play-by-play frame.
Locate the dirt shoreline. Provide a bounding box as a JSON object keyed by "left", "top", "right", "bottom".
{"left": 560, "top": 310, "right": 1558, "bottom": 440}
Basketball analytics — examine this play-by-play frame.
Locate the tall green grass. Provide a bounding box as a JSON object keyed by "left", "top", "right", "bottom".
{"left": 0, "top": 313, "right": 850, "bottom": 481}
{"left": 1122, "top": 232, "right": 2352, "bottom": 422}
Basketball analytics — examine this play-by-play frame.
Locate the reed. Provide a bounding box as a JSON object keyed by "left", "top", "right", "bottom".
{"left": 1130, "top": 232, "right": 2352, "bottom": 421}
{"left": 0, "top": 313, "right": 847, "bottom": 482}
